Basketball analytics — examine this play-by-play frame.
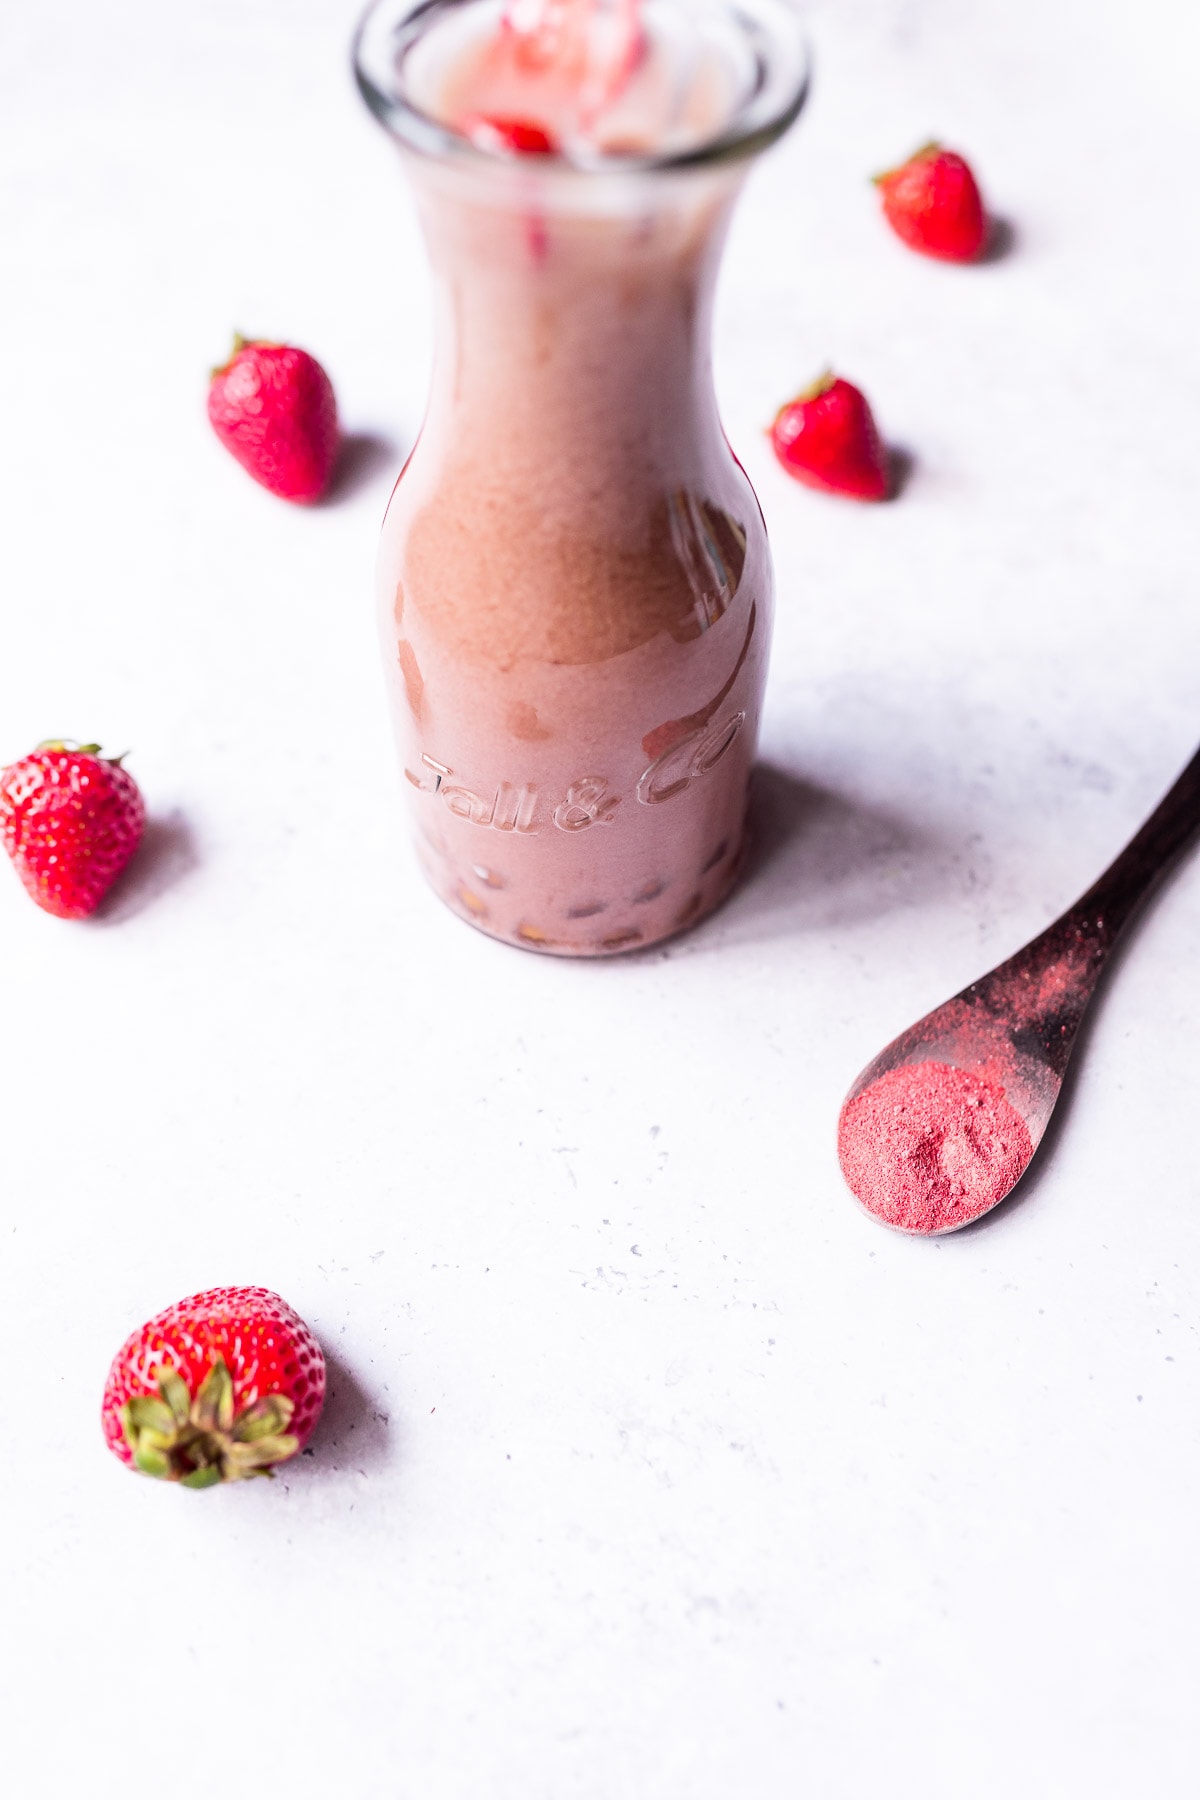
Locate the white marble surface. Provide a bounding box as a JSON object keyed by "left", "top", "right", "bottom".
{"left": 2, "top": 1, "right": 1199, "bottom": 1793}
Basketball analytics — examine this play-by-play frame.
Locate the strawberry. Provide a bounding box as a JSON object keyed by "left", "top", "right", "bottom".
{"left": 504, "top": 0, "right": 575, "bottom": 64}
{"left": 0, "top": 741, "right": 145, "bottom": 919}
{"left": 102, "top": 1287, "right": 326, "bottom": 1488}
{"left": 463, "top": 114, "right": 559, "bottom": 154}
{"left": 874, "top": 142, "right": 987, "bottom": 263}
{"left": 770, "top": 374, "right": 890, "bottom": 501}
{"left": 207, "top": 335, "right": 339, "bottom": 503}
{"left": 499, "top": 0, "right": 642, "bottom": 117}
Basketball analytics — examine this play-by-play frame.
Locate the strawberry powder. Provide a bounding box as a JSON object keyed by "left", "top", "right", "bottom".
{"left": 838, "top": 1061, "right": 1034, "bottom": 1234}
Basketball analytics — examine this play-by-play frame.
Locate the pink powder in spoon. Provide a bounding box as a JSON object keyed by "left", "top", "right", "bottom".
{"left": 837, "top": 1061, "right": 1034, "bottom": 1234}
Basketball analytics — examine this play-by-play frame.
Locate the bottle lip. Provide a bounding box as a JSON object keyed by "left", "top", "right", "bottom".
{"left": 352, "top": 0, "right": 811, "bottom": 176}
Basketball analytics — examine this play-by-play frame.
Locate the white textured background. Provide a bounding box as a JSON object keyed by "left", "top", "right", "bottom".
{"left": 2, "top": 2, "right": 1199, "bottom": 1794}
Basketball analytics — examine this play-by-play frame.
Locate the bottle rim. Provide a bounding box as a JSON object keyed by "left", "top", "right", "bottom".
{"left": 353, "top": 0, "right": 811, "bottom": 175}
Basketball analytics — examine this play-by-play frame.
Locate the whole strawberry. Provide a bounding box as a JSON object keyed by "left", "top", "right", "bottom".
{"left": 874, "top": 142, "right": 988, "bottom": 263}
{"left": 770, "top": 374, "right": 890, "bottom": 501}
{"left": 0, "top": 741, "right": 145, "bottom": 919}
{"left": 102, "top": 1287, "right": 326, "bottom": 1488}
{"left": 207, "top": 335, "right": 339, "bottom": 502}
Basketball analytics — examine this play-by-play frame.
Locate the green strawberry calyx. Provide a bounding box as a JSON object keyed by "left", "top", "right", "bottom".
{"left": 120, "top": 1357, "right": 299, "bottom": 1488}
{"left": 768, "top": 370, "right": 836, "bottom": 433}
{"left": 35, "top": 740, "right": 128, "bottom": 767}
{"left": 871, "top": 140, "right": 942, "bottom": 186}
{"left": 792, "top": 368, "right": 837, "bottom": 406}
{"left": 210, "top": 332, "right": 283, "bottom": 379}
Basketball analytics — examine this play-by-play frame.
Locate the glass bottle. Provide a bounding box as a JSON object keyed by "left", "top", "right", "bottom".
{"left": 355, "top": 0, "right": 807, "bottom": 955}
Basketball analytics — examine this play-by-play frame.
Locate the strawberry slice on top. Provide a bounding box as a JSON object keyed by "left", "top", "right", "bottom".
{"left": 455, "top": 0, "right": 642, "bottom": 147}
{"left": 462, "top": 113, "right": 560, "bottom": 154}
{"left": 503, "top": 0, "right": 642, "bottom": 103}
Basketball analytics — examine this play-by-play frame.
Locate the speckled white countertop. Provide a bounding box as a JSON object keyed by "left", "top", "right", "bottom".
{"left": 2, "top": 1, "right": 1199, "bottom": 1794}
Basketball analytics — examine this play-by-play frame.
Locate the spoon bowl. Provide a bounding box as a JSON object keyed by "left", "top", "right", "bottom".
{"left": 839, "top": 745, "right": 1200, "bottom": 1235}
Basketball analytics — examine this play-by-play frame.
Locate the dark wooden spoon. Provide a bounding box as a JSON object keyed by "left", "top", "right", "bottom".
{"left": 839, "top": 745, "right": 1200, "bottom": 1234}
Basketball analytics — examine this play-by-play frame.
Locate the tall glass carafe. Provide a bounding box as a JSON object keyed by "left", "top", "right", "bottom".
{"left": 355, "top": 0, "right": 807, "bottom": 955}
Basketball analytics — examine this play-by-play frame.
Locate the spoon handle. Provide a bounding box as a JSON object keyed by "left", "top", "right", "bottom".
{"left": 1071, "top": 743, "right": 1200, "bottom": 941}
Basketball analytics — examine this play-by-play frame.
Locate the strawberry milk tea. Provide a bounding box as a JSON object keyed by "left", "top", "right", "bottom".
{"left": 355, "top": 0, "right": 807, "bottom": 954}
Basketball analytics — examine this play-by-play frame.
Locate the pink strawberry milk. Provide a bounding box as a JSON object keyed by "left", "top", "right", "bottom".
{"left": 355, "top": 0, "right": 807, "bottom": 954}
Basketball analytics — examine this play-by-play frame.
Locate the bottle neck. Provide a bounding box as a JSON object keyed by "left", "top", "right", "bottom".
{"left": 406, "top": 159, "right": 744, "bottom": 483}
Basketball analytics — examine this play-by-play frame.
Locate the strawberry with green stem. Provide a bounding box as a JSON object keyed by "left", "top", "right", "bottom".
{"left": 0, "top": 740, "right": 144, "bottom": 919}
{"left": 102, "top": 1287, "right": 326, "bottom": 1488}
{"left": 770, "top": 373, "right": 891, "bottom": 501}
{"left": 207, "top": 335, "right": 340, "bottom": 503}
{"left": 874, "top": 142, "right": 988, "bottom": 263}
